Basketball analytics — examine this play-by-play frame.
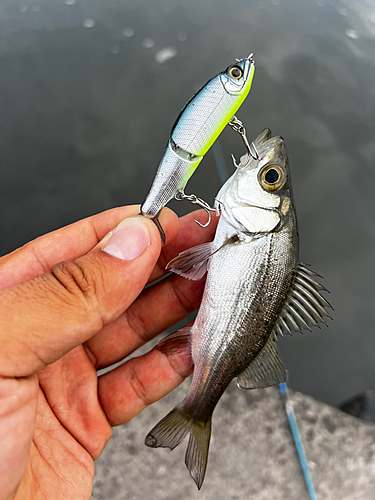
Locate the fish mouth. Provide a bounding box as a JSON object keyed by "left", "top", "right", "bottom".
{"left": 234, "top": 133, "right": 286, "bottom": 170}
{"left": 254, "top": 135, "right": 286, "bottom": 167}
{"left": 261, "top": 135, "right": 285, "bottom": 154}
{"left": 253, "top": 128, "right": 285, "bottom": 155}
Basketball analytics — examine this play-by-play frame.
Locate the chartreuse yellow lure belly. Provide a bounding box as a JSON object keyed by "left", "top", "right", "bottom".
{"left": 140, "top": 54, "right": 255, "bottom": 240}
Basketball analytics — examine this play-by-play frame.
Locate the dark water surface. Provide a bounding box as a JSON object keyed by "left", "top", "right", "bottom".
{"left": 1, "top": 0, "right": 375, "bottom": 407}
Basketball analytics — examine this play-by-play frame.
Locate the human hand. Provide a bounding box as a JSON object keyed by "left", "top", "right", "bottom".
{"left": 0, "top": 206, "right": 217, "bottom": 500}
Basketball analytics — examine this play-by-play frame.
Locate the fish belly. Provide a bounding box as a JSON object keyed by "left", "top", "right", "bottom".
{"left": 184, "top": 223, "right": 297, "bottom": 420}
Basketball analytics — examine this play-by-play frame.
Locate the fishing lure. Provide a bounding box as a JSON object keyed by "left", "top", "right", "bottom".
{"left": 140, "top": 54, "right": 255, "bottom": 242}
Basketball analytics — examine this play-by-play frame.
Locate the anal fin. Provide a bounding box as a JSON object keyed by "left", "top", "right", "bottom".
{"left": 237, "top": 335, "right": 286, "bottom": 390}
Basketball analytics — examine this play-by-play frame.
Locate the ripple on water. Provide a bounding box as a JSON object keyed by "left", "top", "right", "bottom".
{"left": 110, "top": 44, "right": 120, "bottom": 54}
{"left": 83, "top": 19, "right": 96, "bottom": 28}
{"left": 177, "top": 32, "right": 187, "bottom": 42}
{"left": 143, "top": 38, "right": 155, "bottom": 49}
{"left": 123, "top": 27, "right": 134, "bottom": 38}
{"left": 345, "top": 29, "right": 359, "bottom": 39}
{"left": 155, "top": 47, "right": 177, "bottom": 63}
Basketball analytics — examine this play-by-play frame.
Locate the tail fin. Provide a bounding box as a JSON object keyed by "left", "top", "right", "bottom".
{"left": 145, "top": 406, "right": 212, "bottom": 490}
{"left": 185, "top": 417, "right": 212, "bottom": 490}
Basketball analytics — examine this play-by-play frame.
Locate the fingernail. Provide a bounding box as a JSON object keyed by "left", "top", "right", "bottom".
{"left": 102, "top": 216, "right": 151, "bottom": 261}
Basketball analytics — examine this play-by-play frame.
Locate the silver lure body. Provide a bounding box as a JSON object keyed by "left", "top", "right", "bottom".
{"left": 145, "top": 129, "right": 331, "bottom": 489}
{"left": 140, "top": 56, "right": 255, "bottom": 218}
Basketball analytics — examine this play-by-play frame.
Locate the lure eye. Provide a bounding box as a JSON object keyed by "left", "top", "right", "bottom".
{"left": 229, "top": 66, "right": 242, "bottom": 79}
{"left": 259, "top": 165, "right": 286, "bottom": 192}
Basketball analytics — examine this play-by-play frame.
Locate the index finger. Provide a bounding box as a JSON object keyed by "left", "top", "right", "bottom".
{"left": 0, "top": 206, "right": 178, "bottom": 289}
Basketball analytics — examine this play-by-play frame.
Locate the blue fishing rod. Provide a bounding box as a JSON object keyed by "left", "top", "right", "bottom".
{"left": 279, "top": 382, "right": 317, "bottom": 500}
{"left": 211, "top": 138, "right": 317, "bottom": 500}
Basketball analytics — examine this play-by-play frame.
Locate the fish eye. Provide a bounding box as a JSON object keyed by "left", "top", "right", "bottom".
{"left": 259, "top": 165, "right": 286, "bottom": 192}
{"left": 265, "top": 169, "right": 279, "bottom": 183}
{"left": 229, "top": 66, "right": 242, "bottom": 79}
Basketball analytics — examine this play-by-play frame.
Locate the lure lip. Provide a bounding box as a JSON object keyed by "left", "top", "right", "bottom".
{"left": 236, "top": 52, "right": 254, "bottom": 63}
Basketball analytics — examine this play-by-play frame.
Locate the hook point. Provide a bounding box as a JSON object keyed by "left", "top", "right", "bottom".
{"left": 195, "top": 210, "right": 211, "bottom": 228}
{"left": 231, "top": 153, "right": 240, "bottom": 168}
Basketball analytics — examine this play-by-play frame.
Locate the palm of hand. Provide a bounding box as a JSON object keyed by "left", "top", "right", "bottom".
{"left": 0, "top": 207, "right": 216, "bottom": 500}
{"left": 19, "top": 349, "right": 99, "bottom": 500}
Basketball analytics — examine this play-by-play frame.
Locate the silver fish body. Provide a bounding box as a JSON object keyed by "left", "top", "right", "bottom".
{"left": 140, "top": 56, "right": 255, "bottom": 222}
{"left": 145, "top": 129, "right": 331, "bottom": 489}
{"left": 186, "top": 214, "right": 297, "bottom": 419}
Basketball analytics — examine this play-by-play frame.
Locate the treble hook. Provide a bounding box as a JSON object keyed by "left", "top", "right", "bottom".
{"left": 231, "top": 153, "right": 240, "bottom": 168}
{"left": 175, "top": 191, "right": 216, "bottom": 228}
{"left": 228, "top": 116, "right": 259, "bottom": 160}
{"left": 249, "top": 141, "right": 260, "bottom": 160}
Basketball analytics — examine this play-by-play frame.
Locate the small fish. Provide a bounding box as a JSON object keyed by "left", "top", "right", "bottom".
{"left": 145, "top": 129, "right": 332, "bottom": 489}
{"left": 140, "top": 54, "right": 255, "bottom": 242}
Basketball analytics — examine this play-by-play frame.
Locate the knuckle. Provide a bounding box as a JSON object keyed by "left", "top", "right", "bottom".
{"left": 125, "top": 307, "right": 149, "bottom": 343}
{"left": 128, "top": 363, "right": 152, "bottom": 407}
{"left": 50, "top": 261, "right": 98, "bottom": 306}
{"left": 171, "top": 277, "right": 197, "bottom": 315}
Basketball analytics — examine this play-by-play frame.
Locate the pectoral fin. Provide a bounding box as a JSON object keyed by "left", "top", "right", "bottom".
{"left": 166, "top": 236, "right": 238, "bottom": 280}
{"left": 166, "top": 242, "right": 215, "bottom": 280}
{"left": 237, "top": 334, "right": 286, "bottom": 390}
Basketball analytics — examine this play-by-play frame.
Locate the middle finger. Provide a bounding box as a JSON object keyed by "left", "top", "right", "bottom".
{"left": 84, "top": 271, "right": 205, "bottom": 369}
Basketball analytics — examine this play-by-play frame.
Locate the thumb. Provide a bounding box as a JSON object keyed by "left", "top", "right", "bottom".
{"left": 0, "top": 212, "right": 177, "bottom": 378}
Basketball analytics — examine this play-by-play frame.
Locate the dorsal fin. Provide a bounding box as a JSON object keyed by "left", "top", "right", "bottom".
{"left": 237, "top": 334, "right": 286, "bottom": 390}
{"left": 275, "top": 263, "right": 333, "bottom": 337}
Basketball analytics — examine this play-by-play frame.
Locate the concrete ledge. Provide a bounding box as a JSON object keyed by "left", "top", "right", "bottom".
{"left": 92, "top": 381, "right": 375, "bottom": 499}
